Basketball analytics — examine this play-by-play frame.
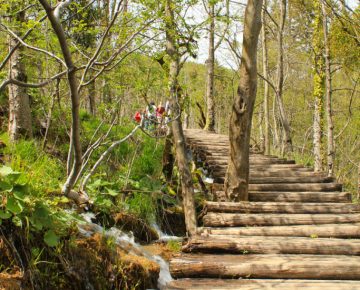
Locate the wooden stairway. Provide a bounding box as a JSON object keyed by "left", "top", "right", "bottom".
{"left": 167, "top": 129, "right": 360, "bottom": 289}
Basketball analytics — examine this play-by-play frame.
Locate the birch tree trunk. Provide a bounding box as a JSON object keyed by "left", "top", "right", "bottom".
{"left": 261, "top": 0, "right": 270, "bottom": 155}
{"left": 224, "top": 0, "right": 263, "bottom": 201}
{"left": 8, "top": 9, "right": 32, "bottom": 141}
{"left": 204, "top": 2, "right": 216, "bottom": 132}
{"left": 165, "top": 0, "right": 197, "bottom": 236}
{"left": 321, "top": 1, "right": 335, "bottom": 177}
{"left": 275, "top": 0, "right": 292, "bottom": 155}
{"left": 312, "top": 0, "right": 324, "bottom": 173}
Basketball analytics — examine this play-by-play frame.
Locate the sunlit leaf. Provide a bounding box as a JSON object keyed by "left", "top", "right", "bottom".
{"left": 44, "top": 230, "right": 59, "bottom": 247}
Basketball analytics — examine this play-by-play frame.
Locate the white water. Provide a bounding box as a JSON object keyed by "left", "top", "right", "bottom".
{"left": 78, "top": 213, "right": 173, "bottom": 289}
{"left": 151, "top": 223, "right": 183, "bottom": 242}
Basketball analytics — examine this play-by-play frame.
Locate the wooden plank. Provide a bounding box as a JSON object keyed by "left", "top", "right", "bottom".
{"left": 247, "top": 183, "right": 342, "bottom": 192}
{"left": 205, "top": 201, "right": 360, "bottom": 214}
{"left": 211, "top": 168, "right": 325, "bottom": 177}
{"left": 203, "top": 213, "right": 360, "bottom": 227}
{"left": 167, "top": 279, "right": 360, "bottom": 290}
{"left": 199, "top": 223, "right": 360, "bottom": 238}
{"left": 210, "top": 176, "right": 335, "bottom": 184}
{"left": 182, "top": 236, "right": 360, "bottom": 255}
{"left": 170, "top": 254, "right": 360, "bottom": 279}
{"left": 248, "top": 191, "right": 351, "bottom": 202}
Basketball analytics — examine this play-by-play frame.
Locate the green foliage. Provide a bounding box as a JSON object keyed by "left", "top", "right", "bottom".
{"left": 1, "top": 134, "right": 64, "bottom": 193}
{"left": 0, "top": 165, "right": 76, "bottom": 247}
{"left": 125, "top": 192, "right": 157, "bottom": 223}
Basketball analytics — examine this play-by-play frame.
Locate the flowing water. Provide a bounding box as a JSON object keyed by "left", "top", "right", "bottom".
{"left": 78, "top": 213, "right": 174, "bottom": 289}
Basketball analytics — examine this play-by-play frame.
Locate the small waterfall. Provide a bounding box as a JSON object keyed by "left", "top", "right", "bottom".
{"left": 151, "top": 223, "right": 183, "bottom": 242}
{"left": 78, "top": 213, "right": 173, "bottom": 289}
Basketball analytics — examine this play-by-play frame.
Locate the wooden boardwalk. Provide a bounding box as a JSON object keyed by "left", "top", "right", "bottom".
{"left": 167, "top": 129, "right": 360, "bottom": 289}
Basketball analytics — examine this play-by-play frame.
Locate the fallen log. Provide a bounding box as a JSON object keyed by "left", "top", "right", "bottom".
{"left": 182, "top": 236, "right": 360, "bottom": 255}
{"left": 170, "top": 254, "right": 360, "bottom": 279}
{"left": 203, "top": 212, "right": 360, "bottom": 227}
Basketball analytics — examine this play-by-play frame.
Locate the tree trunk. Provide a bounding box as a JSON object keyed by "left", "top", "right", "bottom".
{"left": 275, "top": 0, "right": 292, "bottom": 155}
{"left": 312, "top": 0, "right": 325, "bottom": 173}
{"left": 321, "top": 1, "right": 335, "bottom": 177}
{"left": 261, "top": 0, "right": 270, "bottom": 155}
{"left": 224, "top": 0, "right": 263, "bottom": 201}
{"left": 39, "top": 0, "right": 82, "bottom": 196}
{"left": 204, "top": 2, "right": 215, "bottom": 132}
{"left": 87, "top": 79, "right": 96, "bottom": 116}
{"left": 8, "top": 9, "right": 32, "bottom": 141}
{"left": 162, "top": 134, "right": 175, "bottom": 183}
{"left": 165, "top": 0, "right": 197, "bottom": 236}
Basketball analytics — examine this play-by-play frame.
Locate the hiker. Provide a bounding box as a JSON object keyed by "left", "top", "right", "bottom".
{"left": 145, "top": 101, "right": 157, "bottom": 129}
{"left": 156, "top": 102, "right": 166, "bottom": 124}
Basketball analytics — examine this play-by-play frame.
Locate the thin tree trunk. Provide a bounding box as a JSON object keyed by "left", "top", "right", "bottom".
{"left": 165, "top": 0, "right": 197, "bottom": 236}
{"left": 8, "top": 9, "right": 32, "bottom": 141}
{"left": 275, "top": 0, "right": 292, "bottom": 155}
{"left": 39, "top": 0, "right": 82, "bottom": 196}
{"left": 87, "top": 79, "right": 96, "bottom": 116}
{"left": 204, "top": 2, "right": 215, "bottom": 132}
{"left": 261, "top": 0, "right": 270, "bottom": 155}
{"left": 321, "top": 1, "right": 335, "bottom": 177}
{"left": 272, "top": 95, "right": 280, "bottom": 148}
{"left": 258, "top": 104, "right": 265, "bottom": 153}
{"left": 224, "top": 0, "right": 263, "bottom": 201}
{"left": 312, "top": 0, "right": 325, "bottom": 173}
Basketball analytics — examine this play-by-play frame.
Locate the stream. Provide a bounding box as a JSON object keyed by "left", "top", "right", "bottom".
{"left": 78, "top": 212, "right": 177, "bottom": 289}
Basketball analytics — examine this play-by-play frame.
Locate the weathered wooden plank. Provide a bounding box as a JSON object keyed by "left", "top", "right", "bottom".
{"left": 210, "top": 176, "right": 335, "bottom": 184}
{"left": 170, "top": 254, "right": 360, "bottom": 279}
{"left": 199, "top": 223, "right": 360, "bottom": 238}
{"left": 247, "top": 183, "right": 342, "bottom": 192}
{"left": 212, "top": 168, "right": 325, "bottom": 176}
{"left": 205, "top": 201, "right": 359, "bottom": 214}
{"left": 203, "top": 213, "right": 360, "bottom": 227}
{"left": 182, "top": 236, "right": 360, "bottom": 255}
{"left": 248, "top": 191, "right": 351, "bottom": 202}
{"left": 167, "top": 279, "right": 360, "bottom": 290}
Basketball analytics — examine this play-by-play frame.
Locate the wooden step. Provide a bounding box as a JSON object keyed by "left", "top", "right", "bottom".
{"left": 248, "top": 191, "right": 351, "bottom": 202}
{"left": 212, "top": 169, "right": 324, "bottom": 178}
{"left": 206, "top": 158, "right": 296, "bottom": 165}
{"left": 205, "top": 201, "right": 360, "bottom": 214}
{"left": 200, "top": 223, "right": 360, "bottom": 238}
{"left": 182, "top": 236, "right": 360, "bottom": 255}
{"left": 167, "top": 279, "right": 360, "bottom": 290}
{"left": 209, "top": 162, "right": 312, "bottom": 170}
{"left": 248, "top": 183, "right": 342, "bottom": 192}
{"left": 211, "top": 176, "right": 335, "bottom": 184}
{"left": 203, "top": 213, "right": 360, "bottom": 227}
{"left": 170, "top": 254, "right": 360, "bottom": 279}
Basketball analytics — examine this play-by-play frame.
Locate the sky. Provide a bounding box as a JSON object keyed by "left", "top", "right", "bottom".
{"left": 192, "top": 0, "right": 359, "bottom": 70}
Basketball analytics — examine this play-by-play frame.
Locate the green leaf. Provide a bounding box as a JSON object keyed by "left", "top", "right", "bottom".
{"left": 0, "top": 180, "right": 13, "bottom": 192}
{"left": 30, "top": 204, "right": 52, "bottom": 230}
{"left": 0, "top": 210, "right": 12, "bottom": 219}
{"left": 13, "top": 190, "right": 26, "bottom": 201}
{"left": 104, "top": 187, "right": 120, "bottom": 197}
{"left": 44, "top": 230, "right": 59, "bottom": 247}
{"left": 6, "top": 197, "right": 24, "bottom": 214}
{"left": 12, "top": 216, "right": 22, "bottom": 227}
